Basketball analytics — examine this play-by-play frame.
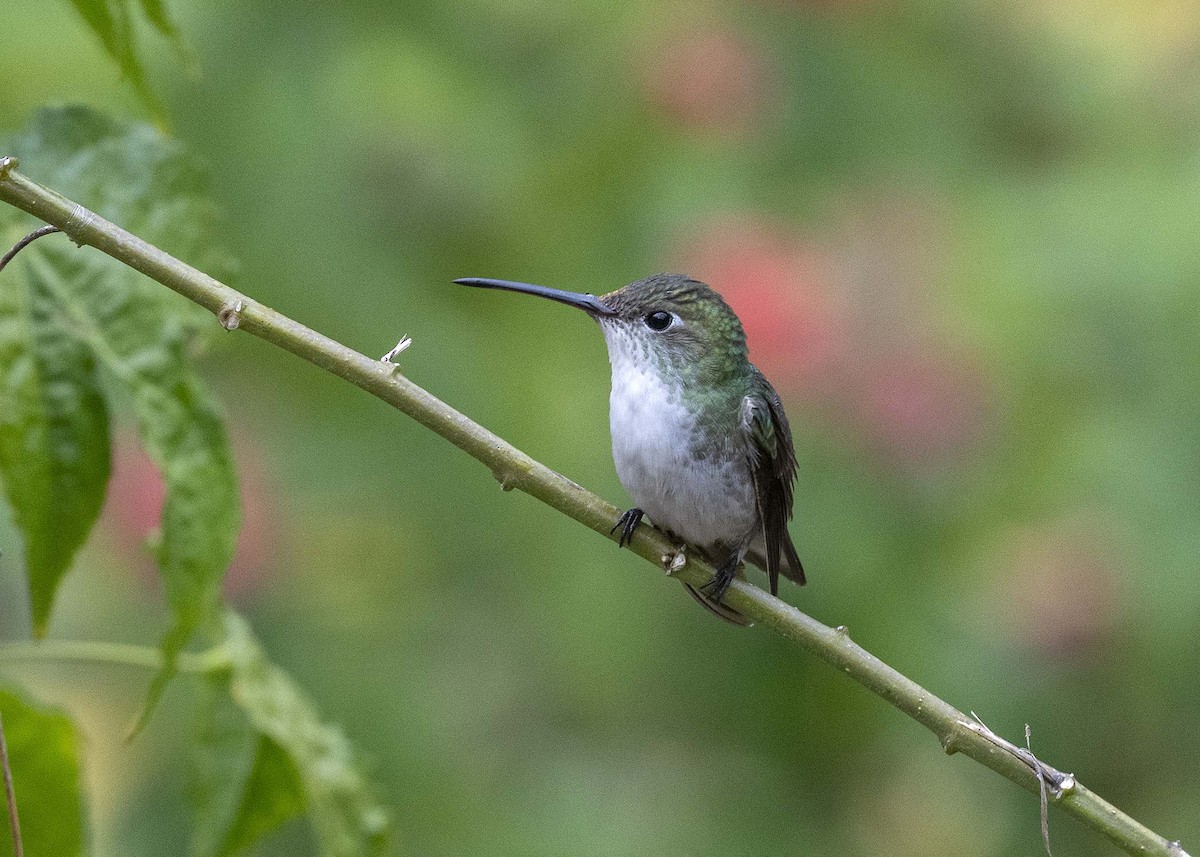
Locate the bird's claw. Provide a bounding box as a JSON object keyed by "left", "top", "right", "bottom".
{"left": 699, "top": 559, "right": 739, "bottom": 604}
{"left": 611, "top": 508, "right": 644, "bottom": 548}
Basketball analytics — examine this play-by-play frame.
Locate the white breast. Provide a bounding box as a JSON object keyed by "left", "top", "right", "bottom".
{"left": 603, "top": 328, "right": 757, "bottom": 549}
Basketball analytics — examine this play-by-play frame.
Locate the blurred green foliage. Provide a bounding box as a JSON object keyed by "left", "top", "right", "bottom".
{"left": 1, "top": 0, "right": 1199, "bottom": 855}
{"left": 192, "top": 611, "right": 388, "bottom": 857}
{"left": 0, "top": 685, "right": 85, "bottom": 856}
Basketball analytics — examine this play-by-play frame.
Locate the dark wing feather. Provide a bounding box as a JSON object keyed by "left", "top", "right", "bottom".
{"left": 741, "top": 369, "right": 805, "bottom": 594}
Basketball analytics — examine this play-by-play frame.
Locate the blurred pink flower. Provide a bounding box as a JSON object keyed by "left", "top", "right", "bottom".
{"left": 674, "top": 216, "right": 846, "bottom": 393}
{"left": 641, "top": 25, "right": 774, "bottom": 137}
{"left": 854, "top": 348, "right": 988, "bottom": 466}
{"left": 755, "top": 0, "right": 882, "bottom": 10}
{"left": 819, "top": 191, "right": 993, "bottom": 468}
{"left": 987, "top": 519, "right": 1123, "bottom": 662}
{"left": 101, "top": 431, "right": 279, "bottom": 601}
{"left": 673, "top": 195, "right": 994, "bottom": 470}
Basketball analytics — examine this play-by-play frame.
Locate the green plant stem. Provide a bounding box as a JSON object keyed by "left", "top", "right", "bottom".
{"left": 0, "top": 710, "right": 21, "bottom": 857}
{"left": 0, "top": 156, "right": 1188, "bottom": 857}
{"left": 0, "top": 641, "right": 229, "bottom": 675}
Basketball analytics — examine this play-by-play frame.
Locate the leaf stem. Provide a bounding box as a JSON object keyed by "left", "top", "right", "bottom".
{"left": 0, "top": 224, "right": 60, "bottom": 274}
{"left": 0, "top": 160, "right": 1189, "bottom": 857}
{"left": 0, "top": 710, "right": 21, "bottom": 857}
{"left": 0, "top": 641, "right": 229, "bottom": 675}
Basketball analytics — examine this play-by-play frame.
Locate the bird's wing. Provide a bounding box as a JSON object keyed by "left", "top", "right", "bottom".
{"left": 741, "top": 370, "right": 805, "bottom": 594}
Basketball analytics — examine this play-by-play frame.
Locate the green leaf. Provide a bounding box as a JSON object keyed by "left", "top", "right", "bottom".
{"left": 225, "top": 738, "right": 307, "bottom": 856}
{"left": 64, "top": 0, "right": 186, "bottom": 120}
{"left": 65, "top": 0, "right": 139, "bottom": 84}
{"left": 219, "top": 612, "right": 390, "bottom": 857}
{"left": 136, "top": 0, "right": 184, "bottom": 44}
{"left": 123, "top": 346, "right": 239, "bottom": 737}
{"left": 3, "top": 106, "right": 235, "bottom": 296}
{"left": 0, "top": 236, "right": 110, "bottom": 636}
{"left": 1, "top": 107, "right": 241, "bottom": 727}
{"left": 190, "top": 679, "right": 305, "bottom": 857}
{"left": 0, "top": 685, "right": 86, "bottom": 857}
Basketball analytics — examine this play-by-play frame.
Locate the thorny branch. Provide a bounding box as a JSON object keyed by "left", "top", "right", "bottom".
{"left": 0, "top": 156, "right": 1191, "bottom": 857}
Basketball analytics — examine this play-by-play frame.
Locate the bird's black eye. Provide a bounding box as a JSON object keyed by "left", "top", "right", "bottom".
{"left": 644, "top": 311, "right": 673, "bottom": 331}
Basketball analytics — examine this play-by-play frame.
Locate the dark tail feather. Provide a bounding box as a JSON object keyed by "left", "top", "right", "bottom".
{"left": 746, "top": 536, "right": 806, "bottom": 589}
{"left": 782, "top": 536, "right": 806, "bottom": 586}
{"left": 681, "top": 582, "right": 752, "bottom": 627}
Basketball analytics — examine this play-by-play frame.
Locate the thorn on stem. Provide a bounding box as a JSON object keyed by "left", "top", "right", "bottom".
{"left": 0, "top": 156, "right": 17, "bottom": 179}
{"left": 381, "top": 335, "right": 412, "bottom": 363}
{"left": 0, "top": 224, "right": 62, "bottom": 274}
{"left": 217, "top": 299, "right": 245, "bottom": 330}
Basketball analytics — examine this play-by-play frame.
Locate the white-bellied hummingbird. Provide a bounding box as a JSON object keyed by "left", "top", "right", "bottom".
{"left": 456, "top": 273, "right": 805, "bottom": 625}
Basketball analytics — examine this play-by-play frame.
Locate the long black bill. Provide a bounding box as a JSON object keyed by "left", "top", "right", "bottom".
{"left": 454, "top": 277, "right": 616, "bottom": 317}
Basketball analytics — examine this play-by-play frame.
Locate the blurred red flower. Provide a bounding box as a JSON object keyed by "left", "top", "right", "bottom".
{"left": 674, "top": 215, "right": 845, "bottom": 393}
{"left": 101, "top": 431, "right": 279, "bottom": 601}
{"left": 673, "top": 197, "right": 993, "bottom": 470}
{"left": 855, "top": 348, "right": 988, "bottom": 466}
{"left": 641, "top": 25, "right": 774, "bottom": 137}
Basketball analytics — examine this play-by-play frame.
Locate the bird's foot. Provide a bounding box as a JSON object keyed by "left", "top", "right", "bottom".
{"left": 610, "top": 508, "right": 644, "bottom": 548}
{"left": 700, "top": 556, "right": 740, "bottom": 604}
{"left": 661, "top": 544, "right": 687, "bottom": 576}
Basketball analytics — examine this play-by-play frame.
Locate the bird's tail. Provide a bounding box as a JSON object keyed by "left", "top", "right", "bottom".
{"left": 745, "top": 534, "right": 806, "bottom": 589}
{"left": 781, "top": 535, "right": 806, "bottom": 586}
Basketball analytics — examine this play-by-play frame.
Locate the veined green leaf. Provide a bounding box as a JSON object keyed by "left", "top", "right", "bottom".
{"left": 191, "top": 677, "right": 259, "bottom": 857}
{"left": 128, "top": 344, "right": 239, "bottom": 736}
{"left": 23, "top": 235, "right": 239, "bottom": 738}
{"left": 190, "top": 678, "right": 305, "bottom": 857}
{"left": 3, "top": 106, "right": 235, "bottom": 301}
{"left": 221, "top": 612, "right": 390, "bottom": 857}
{"left": 0, "top": 685, "right": 86, "bottom": 857}
{"left": 223, "top": 738, "right": 307, "bottom": 856}
{"left": 0, "top": 235, "right": 110, "bottom": 636}
{"left": 1, "top": 107, "right": 241, "bottom": 727}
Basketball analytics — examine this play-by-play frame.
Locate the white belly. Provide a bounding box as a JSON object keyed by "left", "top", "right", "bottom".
{"left": 608, "top": 362, "right": 757, "bottom": 549}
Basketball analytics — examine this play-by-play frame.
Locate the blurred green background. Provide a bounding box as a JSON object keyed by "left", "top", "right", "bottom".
{"left": 2, "top": 0, "right": 1200, "bottom": 854}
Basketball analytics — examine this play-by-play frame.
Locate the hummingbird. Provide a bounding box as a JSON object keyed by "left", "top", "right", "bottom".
{"left": 455, "top": 272, "right": 805, "bottom": 624}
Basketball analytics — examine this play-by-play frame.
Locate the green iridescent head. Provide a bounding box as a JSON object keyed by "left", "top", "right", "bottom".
{"left": 597, "top": 273, "right": 749, "bottom": 381}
